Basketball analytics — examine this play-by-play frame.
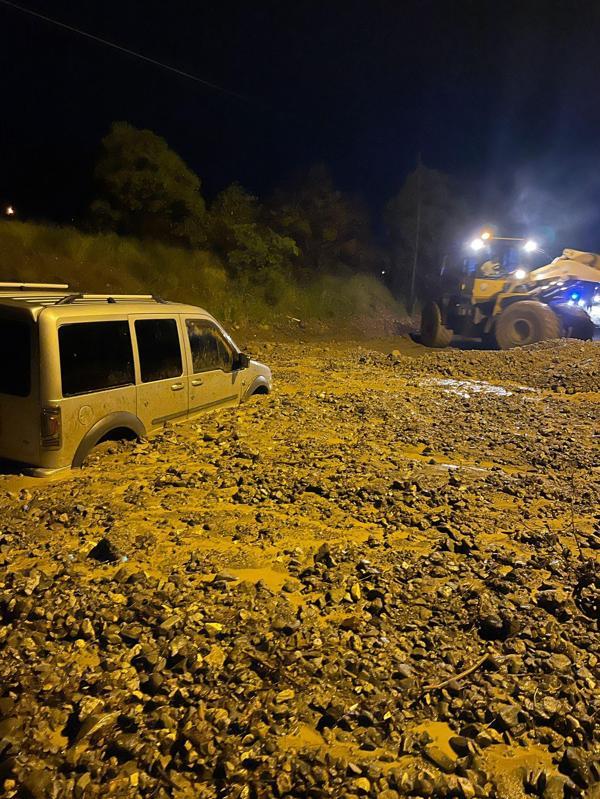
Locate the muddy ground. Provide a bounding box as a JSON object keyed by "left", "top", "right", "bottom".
{"left": 0, "top": 337, "right": 599, "bottom": 799}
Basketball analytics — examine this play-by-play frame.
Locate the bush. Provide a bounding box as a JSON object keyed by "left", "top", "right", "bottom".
{"left": 0, "top": 220, "right": 402, "bottom": 329}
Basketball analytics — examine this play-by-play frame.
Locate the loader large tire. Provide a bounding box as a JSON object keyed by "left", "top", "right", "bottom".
{"left": 552, "top": 303, "right": 595, "bottom": 341}
{"left": 420, "top": 301, "right": 453, "bottom": 348}
{"left": 495, "top": 301, "right": 561, "bottom": 350}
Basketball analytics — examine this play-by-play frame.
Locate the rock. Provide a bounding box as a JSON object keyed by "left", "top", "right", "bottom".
{"left": 561, "top": 747, "right": 591, "bottom": 788}
{"left": 74, "top": 712, "right": 118, "bottom": 743}
{"left": 424, "top": 744, "right": 456, "bottom": 773}
{"left": 276, "top": 773, "right": 292, "bottom": 794}
{"left": 21, "top": 768, "right": 52, "bottom": 798}
{"left": 456, "top": 777, "right": 477, "bottom": 798}
{"left": 79, "top": 618, "right": 95, "bottom": 639}
{"left": 478, "top": 613, "right": 505, "bottom": 640}
{"left": 549, "top": 653, "right": 571, "bottom": 672}
{"left": 353, "top": 777, "right": 371, "bottom": 794}
{"left": 541, "top": 696, "right": 561, "bottom": 716}
{"left": 350, "top": 582, "right": 362, "bottom": 602}
{"left": 205, "top": 645, "right": 226, "bottom": 670}
{"left": 275, "top": 689, "right": 295, "bottom": 703}
{"left": 496, "top": 703, "right": 521, "bottom": 730}
{"left": 204, "top": 622, "right": 224, "bottom": 635}
{"left": 87, "top": 537, "right": 121, "bottom": 563}
{"left": 314, "top": 543, "right": 334, "bottom": 566}
{"left": 395, "top": 663, "right": 413, "bottom": 679}
{"left": 449, "top": 736, "right": 470, "bottom": 757}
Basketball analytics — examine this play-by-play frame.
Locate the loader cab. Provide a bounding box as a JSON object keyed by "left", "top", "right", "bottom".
{"left": 462, "top": 238, "right": 540, "bottom": 303}
{"left": 466, "top": 242, "right": 521, "bottom": 280}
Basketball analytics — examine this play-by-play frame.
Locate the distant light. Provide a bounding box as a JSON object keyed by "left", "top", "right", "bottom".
{"left": 523, "top": 239, "right": 538, "bottom": 253}
{"left": 577, "top": 298, "right": 586, "bottom": 307}
{"left": 568, "top": 299, "right": 575, "bottom": 306}
{"left": 514, "top": 268, "right": 527, "bottom": 280}
{"left": 593, "top": 294, "right": 600, "bottom": 304}
{"left": 5, "top": 205, "right": 15, "bottom": 217}
{"left": 470, "top": 238, "right": 485, "bottom": 251}
{"left": 381, "top": 270, "right": 386, "bottom": 275}
{"left": 481, "top": 231, "right": 491, "bottom": 240}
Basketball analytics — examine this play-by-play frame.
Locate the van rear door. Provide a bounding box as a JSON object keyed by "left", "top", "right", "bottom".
{"left": 0, "top": 312, "right": 39, "bottom": 464}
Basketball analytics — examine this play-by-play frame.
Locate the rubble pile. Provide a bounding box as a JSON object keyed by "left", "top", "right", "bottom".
{"left": 0, "top": 339, "right": 598, "bottom": 798}
{"left": 385, "top": 338, "right": 600, "bottom": 394}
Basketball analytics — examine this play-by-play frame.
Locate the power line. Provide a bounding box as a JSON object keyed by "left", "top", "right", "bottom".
{"left": 0, "top": 0, "right": 253, "bottom": 105}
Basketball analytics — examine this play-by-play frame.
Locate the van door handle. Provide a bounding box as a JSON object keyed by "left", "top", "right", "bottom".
{"left": 191, "top": 378, "right": 203, "bottom": 386}
{"left": 171, "top": 383, "right": 185, "bottom": 391}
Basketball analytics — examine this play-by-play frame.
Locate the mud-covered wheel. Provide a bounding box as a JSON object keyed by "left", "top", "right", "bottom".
{"left": 420, "top": 301, "right": 453, "bottom": 348}
{"left": 495, "top": 301, "right": 561, "bottom": 349}
{"left": 552, "top": 303, "right": 595, "bottom": 341}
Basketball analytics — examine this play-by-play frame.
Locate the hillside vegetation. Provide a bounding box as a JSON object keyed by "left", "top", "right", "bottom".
{"left": 0, "top": 220, "right": 403, "bottom": 331}
{"left": 0, "top": 120, "right": 459, "bottom": 332}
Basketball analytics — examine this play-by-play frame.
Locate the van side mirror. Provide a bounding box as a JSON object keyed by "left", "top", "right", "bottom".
{"left": 235, "top": 352, "right": 250, "bottom": 370}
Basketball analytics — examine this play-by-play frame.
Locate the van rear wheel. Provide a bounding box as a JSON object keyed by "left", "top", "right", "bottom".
{"left": 72, "top": 413, "right": 146, "bottom": 468}
{"left": 420, "top": 301, "right": 453, "bottom": 348}
{"left": 495, "top": 301, "right": 561, "bottom": 350}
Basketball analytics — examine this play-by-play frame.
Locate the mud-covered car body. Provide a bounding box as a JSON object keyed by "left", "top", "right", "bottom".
{"left": 0, "top": 284, "right": 271, "bottom": 475}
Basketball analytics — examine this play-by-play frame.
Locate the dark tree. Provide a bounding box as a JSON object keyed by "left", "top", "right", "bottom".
{"left": 90, "top": 122, "right": 207, "bottom": 247}
{"left": 270, "top": 164, "right": 377, "bottom": 277}
{"left": 208, "top": 183, "right": 298, "bottom": 300}
{"left": 385, "top": 164, "right": 467, "bottom": 306}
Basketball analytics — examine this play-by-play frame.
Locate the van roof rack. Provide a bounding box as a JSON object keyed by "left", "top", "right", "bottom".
{"left": 51, "top": 293, "right": 163, "bottom": 305}
{"left": 0, "top": 282, "right": 69, "bottom": 290}
{"left": 0, "top": 287, "right": 173, "bottom": 307}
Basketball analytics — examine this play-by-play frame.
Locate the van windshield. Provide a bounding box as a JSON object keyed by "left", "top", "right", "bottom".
{"left": 0, "top": 319, "right": 31, "bottom": 397}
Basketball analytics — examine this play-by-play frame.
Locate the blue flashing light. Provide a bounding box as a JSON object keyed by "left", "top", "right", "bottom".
{"left": 570, "top": 292, "right": 580, "bottom": 301}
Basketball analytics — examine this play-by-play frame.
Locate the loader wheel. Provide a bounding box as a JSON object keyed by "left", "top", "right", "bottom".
{"left": 495, "top": 301, "right": 561, "bottom": 350}
{"left": 420, "top": 301, "right": 453, "bottom": 348}
{"left": 552, "top": 303, "right": 595, "bottom": 341}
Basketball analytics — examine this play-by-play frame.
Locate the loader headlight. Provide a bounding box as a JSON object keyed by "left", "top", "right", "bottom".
{"left": 523, "top": 239, "right": 538, "bottom": 253}
{"left": 514, "top": 268, "right": 528, "bottom": 280}
{"left": 470, "top": 238, "right": 485, "bottom": 251}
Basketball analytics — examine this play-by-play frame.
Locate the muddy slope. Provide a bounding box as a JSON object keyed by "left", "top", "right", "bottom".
{"left": 0, "top": 339, "right": 598, "bottom": 798}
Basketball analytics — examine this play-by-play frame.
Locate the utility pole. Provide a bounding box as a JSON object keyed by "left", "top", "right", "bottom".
{"left": 408, "top": 153, "right": 422, "bottom": 315}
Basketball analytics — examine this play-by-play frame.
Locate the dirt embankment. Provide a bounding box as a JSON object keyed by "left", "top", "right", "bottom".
{"left": 0, "top": 339, "right": 598, "bottom": 799}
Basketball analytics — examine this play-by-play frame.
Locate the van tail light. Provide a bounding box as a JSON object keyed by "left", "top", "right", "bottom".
{"left": 41, "top": 406, "right": 62, "bottom": 449}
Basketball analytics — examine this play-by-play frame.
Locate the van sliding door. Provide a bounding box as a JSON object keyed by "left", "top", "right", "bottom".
{"left": 133, "top": 317, "right": 188, "bottom": 433}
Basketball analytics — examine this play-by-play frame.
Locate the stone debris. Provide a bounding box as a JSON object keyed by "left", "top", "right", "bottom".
{"left": 0, "top": 337, "right": 598, "bottom": 798}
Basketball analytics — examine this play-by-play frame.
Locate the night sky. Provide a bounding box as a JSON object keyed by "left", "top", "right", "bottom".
{"left": 2, "top": 0, "right": 600, "bottom": 248}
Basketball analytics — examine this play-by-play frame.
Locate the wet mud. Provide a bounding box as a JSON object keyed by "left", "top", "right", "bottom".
{"left": 0, "top": 337, "right": 598, "bottom": 798}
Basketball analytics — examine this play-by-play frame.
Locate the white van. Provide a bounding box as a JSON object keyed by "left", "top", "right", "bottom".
{"left": 0, "top": 284, "right": 271, "bottom": 475}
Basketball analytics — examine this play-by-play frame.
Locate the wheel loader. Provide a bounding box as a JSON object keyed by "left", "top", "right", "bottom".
{"left": 421, "top": 244, "right": 599, "bottom": 349}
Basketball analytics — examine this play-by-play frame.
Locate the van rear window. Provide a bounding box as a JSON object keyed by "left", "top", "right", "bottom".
{"left": 59, "top": 321, "right": 134, "bottom": 397}
{"left": 0, "top": 319, "right": 31, "bottom": 396}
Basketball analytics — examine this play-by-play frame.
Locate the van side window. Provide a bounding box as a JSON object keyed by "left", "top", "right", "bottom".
{"left": 59, "top": 321, "right": 134, "bottom": 397}
{"left": 135, "top": 319, "right": 182, "bottom": 382}
{"left": 0, "top": 319, "right": 31, "bottom": 397}
{"left": 186, "top": 319, "right": 234, "bottom": 373}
